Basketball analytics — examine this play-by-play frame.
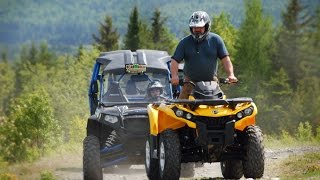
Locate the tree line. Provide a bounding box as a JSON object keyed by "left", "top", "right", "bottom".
{"left": 0, "top": 0, "right": 319, "bottom": 163}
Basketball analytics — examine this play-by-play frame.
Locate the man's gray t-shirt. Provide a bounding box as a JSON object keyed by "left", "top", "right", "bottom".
{"left": 171, "top": 32, "right": 229, "bottom": 82}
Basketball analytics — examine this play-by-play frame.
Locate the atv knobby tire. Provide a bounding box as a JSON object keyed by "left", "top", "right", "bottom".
{"left": 159, "top": 129, "right": 181, "bottom": 180}
{"left": 83, "top": 135, "right": 102, "bottom": 180}
{"left": 243, "top": 125, "right": 264, "bottom": 178}
{"left": 220, "top": 159, "right": 243, "bottom": 179}
{"left": 145, "top": 135, "right": 159, "bottom": 180}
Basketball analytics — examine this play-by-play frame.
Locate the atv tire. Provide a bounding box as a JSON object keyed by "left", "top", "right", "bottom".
{"left": 83, "top": 135, "right": 102, "bottom": 180}
{"left": 220, "top": 159, "right": 243, "bottom": 179}
{"left": 159, "top": 129, "right": 181, "bottom": 180}
{"left": 243, "top": 125, "right": 264, "bottom": 178}
{"left": 180, "top": 163, "right": 195, "bottom": 178}
{"left": 145, "top": 136, "right": 159, "bottom": 180}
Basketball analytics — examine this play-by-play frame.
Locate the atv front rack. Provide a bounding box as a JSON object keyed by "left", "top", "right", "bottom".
{"left": 164, "top": 97, "right": 253, "bottom": 110}
{"left": 101, "top": 97, "right": 253, "bottom": 109}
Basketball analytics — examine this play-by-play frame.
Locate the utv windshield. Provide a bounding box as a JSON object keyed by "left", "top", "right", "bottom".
{"left": 101, "top": 72, "right": 171, "bottom": 102}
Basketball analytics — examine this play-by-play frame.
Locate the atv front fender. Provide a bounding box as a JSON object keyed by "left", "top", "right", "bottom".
{"left": 147, "top": 104, "right": 159, "bottom": 136}
{"left": 235, "top": 103, "right": 258, "bottom": 131}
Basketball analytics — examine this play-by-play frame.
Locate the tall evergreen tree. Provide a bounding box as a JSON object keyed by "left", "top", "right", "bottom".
{"left": 124, "top": 6, "right": 140, "bottom": 51}
{"left": 150, "top": 8, "right": 177, "bottom": 53}
{"left": 92, "top": 15, "right": 120, "bottom": 52}
{"left": 0, "top": 60, "right": 15, "bottom": 115}
{"left": 139, "top": 20, "right": 153, "bottom": 49}
{"left": 234, "top": 0, "right": 275, "bottom": 96}
{"left": 211, "top": 12, "right": 237, "bottom": 57}
{"left": 274, "top": 0, "right": 313, "bottom": 89}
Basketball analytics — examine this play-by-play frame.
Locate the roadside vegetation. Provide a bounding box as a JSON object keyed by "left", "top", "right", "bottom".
{"left": 0, "top": 0, "right": 319, "bottom": 179}
{"left": 280, "top": 152, "right": 320, "bottom": 179}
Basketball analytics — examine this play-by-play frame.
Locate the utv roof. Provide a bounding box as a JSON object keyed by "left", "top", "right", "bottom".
{"left": 96, "top": 49, "right": 172, "bottom": 74}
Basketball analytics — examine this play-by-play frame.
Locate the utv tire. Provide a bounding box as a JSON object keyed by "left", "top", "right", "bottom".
{"left": 180, "top": 163, "right": 195, "bottom": 178}
{"left": 220, "top": 160, "right": 243, "bottom": 179}
{"left": 145, "top": 136, "right": 159, "bottom": 180}
{"left": 83, "top": 135, "right": 102, "bottom": 180}
{"left": 243, "top": 125, "right": 265, "bottom": 178}
{"left": 159, "top": 129, "right": 181, "bottom": 180}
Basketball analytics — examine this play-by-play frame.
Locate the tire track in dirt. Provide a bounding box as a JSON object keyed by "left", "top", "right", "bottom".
{"left": 54, "top": 146, "right": 320, "bottom": 180}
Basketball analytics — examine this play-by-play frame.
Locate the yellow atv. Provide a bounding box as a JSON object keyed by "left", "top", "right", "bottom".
{"left": 145, "top": 79, "right": 264, "bottom": 179}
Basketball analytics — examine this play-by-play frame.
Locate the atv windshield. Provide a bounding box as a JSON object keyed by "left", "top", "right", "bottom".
{"left": 101, "top": 72, "right": 170, "bottom": 102}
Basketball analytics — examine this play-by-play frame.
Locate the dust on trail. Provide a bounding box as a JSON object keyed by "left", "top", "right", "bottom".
{"left": 52, "top": 146, "right": 320, "bottom": 180}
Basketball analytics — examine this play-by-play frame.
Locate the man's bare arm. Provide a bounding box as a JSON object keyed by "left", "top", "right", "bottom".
{"left": 170, "top": 59, "right": 180, "bottom": 85}
{"left": 221, "top": 56, "right": 238, "bottom": 82}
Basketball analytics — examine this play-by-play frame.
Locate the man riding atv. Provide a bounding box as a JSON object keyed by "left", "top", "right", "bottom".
{"left": 170, "top": 11, "right": 238, "bottom": 100}
{"left": 144, "top": 11, "right": 264, "bottom": 180}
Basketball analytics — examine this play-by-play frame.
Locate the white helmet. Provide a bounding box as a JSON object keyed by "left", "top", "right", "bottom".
{"left": 189, "top": 11, "right": 211, "bottom": 42}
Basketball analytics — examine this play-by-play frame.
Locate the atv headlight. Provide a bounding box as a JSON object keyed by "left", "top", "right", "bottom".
{"left": 175, "top": 109, "right": 184, "bottom": 117}
{"left": 244, "top": 107, "right": 253, "bottom": 116}
{"left": 105, "top": 115, "right": 118, "bottom": 123}
{"left": 236, "top": 112, "right": 243, "bottom": 119}
{"left": 186, "top": 113, "right": 192, "bottom": 120}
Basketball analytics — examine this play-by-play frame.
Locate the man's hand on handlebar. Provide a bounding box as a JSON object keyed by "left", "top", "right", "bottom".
{"left": 227, "top": 75, "right": 238, "bottom": 84}
{"left": 171, "top": 75, "right": 180, "bottom": 86}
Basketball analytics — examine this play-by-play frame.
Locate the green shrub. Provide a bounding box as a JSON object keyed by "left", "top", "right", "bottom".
{"left": 296, "top": 121, "right": 313, "bottom": 142}
{"left": 0, "top": 89, "right": 61, "bottom": 162}
{"left": 0, "top": 173, "right": 17, "bottom": 180}
{"left": 40, "top": 170, "right": 56, "bottom": 180}
{"left": 316, "top": 126, "right": 320, "bottom": 142}
{"left": 280, "top": 129, "right": 295, "bottom": 145}
{"left": 68, "top": 116, "right": 86, "bottom": 143}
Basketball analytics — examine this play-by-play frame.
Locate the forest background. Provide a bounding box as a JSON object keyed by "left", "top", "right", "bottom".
{"left": 0, "top": 0, "right": 319, "bottom": 164}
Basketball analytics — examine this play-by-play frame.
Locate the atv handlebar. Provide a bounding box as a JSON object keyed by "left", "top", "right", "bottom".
{"left": 170, "top": 78, "right": 238, "bottom": 86}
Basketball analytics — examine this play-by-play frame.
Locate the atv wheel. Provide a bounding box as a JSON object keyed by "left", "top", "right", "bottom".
{"left": 145, "top": 136, "right": 159, "bottom": 180}
{"left": 220, "top": 160, "right": 243, "bottom": 179}
{"left": 159, "top": 129, "right": 181, "bottom": 180}
{"left": 243, "top": 125, "right": 265, "bottom": 178}
{"left": 83, "top": 135, "right": 102, "bottom": 180}
{"left": 180, "top": 163, "right": 195, "bottom": 177}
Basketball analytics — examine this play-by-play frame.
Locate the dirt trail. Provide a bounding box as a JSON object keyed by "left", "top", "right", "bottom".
{"left": 52, "top": 146, "right": 320, "bottom": 180}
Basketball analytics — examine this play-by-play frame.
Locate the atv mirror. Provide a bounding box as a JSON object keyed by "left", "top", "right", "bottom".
{"left": 130, "top": 74, "right": 149, "bottom": 82}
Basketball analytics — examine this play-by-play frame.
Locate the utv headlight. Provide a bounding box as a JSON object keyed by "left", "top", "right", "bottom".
{"left": 244, "top": 107, "right": 253, "bottom": 116}
{"left": 236, "top": 112, "right": 243, "bottom": 119}
{"left": 186, "top": 113, "right": 193, "bottom": 120}
{"left": 175, "top": 109, "right": 184, "bottom": 117}
{"left": 105, "top": 115, "right": 118, "bottom": 123}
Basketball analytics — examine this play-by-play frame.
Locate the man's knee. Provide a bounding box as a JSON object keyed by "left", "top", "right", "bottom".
{"left": 178, "top": 83, "right": 194, "bottom": 99}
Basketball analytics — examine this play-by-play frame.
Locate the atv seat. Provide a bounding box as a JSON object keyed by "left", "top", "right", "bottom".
{"left": 125, "top": 80, "right": 138, "bottom": 95}
{"left": 103, "top": 81, "right": 128, "bottom": 102}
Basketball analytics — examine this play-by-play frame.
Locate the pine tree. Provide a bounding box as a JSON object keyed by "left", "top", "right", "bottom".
{"left": 234, "top": 0, "right": 275, "bottom": 96}
{"left": 1, "top": 50, "right": 8, "bottom": 63}
{"left": 124, "top": 6, "right": 140, "bottom": 51}
{"left": 139, "top": 20, "right": 153, "bottom": 49}
{"left": 257, "top": 68, "right": 293, "bottom": 133}
{"left": 274, "top": 0, "right": 313, "bottom": 89}
{"left": 92, "top": 15, "right": 120, "bottom": 52}
{"left": 211, "top": 12, "right": 237, "bottom": 57}
{"left": 150, "top": 8, "right": 177, "bottom": 53}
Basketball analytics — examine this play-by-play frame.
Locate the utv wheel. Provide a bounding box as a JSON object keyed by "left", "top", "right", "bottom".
{"left": 159, "top": 129, "right": 181, "bottom": 180}
{"left": 220, "top": 160, "right": 243, "bottom": 179}
{"left": 180, "top": 163, "right": 195, "bottom": 178}
{"left": 83, "top": 135, "right": 102, "bottom": 180}
{"left": 243, "top": 125, "right": 265, "bottom": 178}
{"left": 145, "top": 136, "right": 159, "bottom": 180}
